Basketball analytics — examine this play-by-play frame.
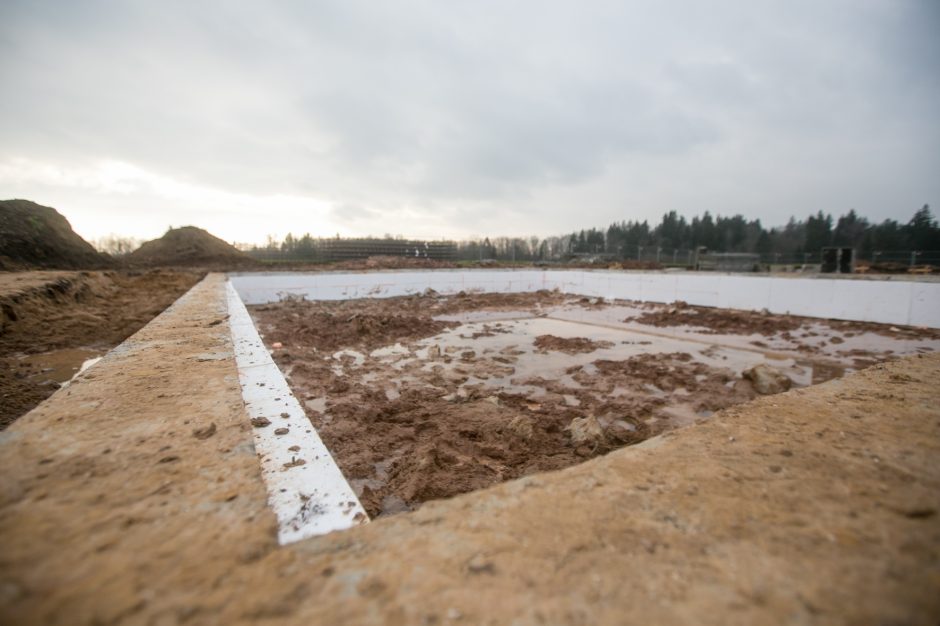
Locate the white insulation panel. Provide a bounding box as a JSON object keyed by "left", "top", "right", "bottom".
{"left": 226, "top": 281, "right": 367, "bottom": 544}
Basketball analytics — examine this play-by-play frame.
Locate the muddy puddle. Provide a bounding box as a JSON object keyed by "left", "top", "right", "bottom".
{"left": 15, "top": 348, "right": 103, "bottom": 385}
{"left": 248, "top": 291, "right": 940, "bottom": 518}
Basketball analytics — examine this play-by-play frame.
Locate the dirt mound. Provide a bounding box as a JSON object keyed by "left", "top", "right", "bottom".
{"left": 0, "top": 199, "right": 113, "bottom": 270}
{"left": 127, "top": 226, "right": 255, "bottom": 268}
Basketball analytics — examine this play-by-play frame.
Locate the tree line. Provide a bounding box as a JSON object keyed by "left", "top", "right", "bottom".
{"left": 252, "top": 205, "right": 939, "bottom": 263}
{"left": 568, "top": 205, "right": 939, "bottom": 259}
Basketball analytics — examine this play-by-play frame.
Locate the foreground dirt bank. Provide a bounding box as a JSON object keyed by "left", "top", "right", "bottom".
{"left": 0, "top": 274, "right": 938, "bottom": 624}
{"left": 0, "top": 270, "right": 203, "bottom": 428}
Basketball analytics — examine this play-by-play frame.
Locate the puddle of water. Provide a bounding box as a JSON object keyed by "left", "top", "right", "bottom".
{"left": 305, "top": 397, "right": 327, "bottom": 413}
{"left": 361, "top": 315, "right": 881, "bottom": 407}
{"left": 546, "top": 303, "right": 940, "bottom": 363}
{"left": 371, "top": 343, "right": 410, "bottom": 358}
{"left": 18, "top": 348, "right": 103, "bottom": 384}
{"left": 434, "top": 310, "right": 544, "bottom": 323}
{"left": 333, "top": 349, "right": 366, "bottom": 367}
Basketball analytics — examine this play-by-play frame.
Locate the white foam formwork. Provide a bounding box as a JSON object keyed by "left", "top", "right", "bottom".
{"left": 226, "top": 281, "right": 367, "bottom": 544}
{"left": 230, "top": 270, "right": 940, "bottom": 328}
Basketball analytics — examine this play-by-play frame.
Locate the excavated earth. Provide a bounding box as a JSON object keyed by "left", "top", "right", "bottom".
{"left": 248, "top": 291, "right": 940, "bottom": 518}
{"left": 0, "top": 274, "right": 939, "bottom": 625}
{"left": 0, "top": 270, "right": 204, "bottom": 428}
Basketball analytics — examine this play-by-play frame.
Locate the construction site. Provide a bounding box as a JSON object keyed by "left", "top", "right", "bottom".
{"left": 1, "top": 204, "right": 939, "bottom": 623}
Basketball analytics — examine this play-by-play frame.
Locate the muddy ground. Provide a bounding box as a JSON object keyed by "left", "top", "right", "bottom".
{"left": 249, "top": 291, "right": 940, "bottom": 518}
{"left": 0, "top": 270, "right": 203, "bottom": 428}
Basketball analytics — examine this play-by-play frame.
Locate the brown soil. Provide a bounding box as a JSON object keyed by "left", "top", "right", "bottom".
{"left": 0, "top": 199, "right": 114, "bottom": 270}
{"left": 251, "top": 293, "right": 773, "bottom": 518}
{"left": 629, "top": 300, "right": 940, "bottom": 340}
{"left": 127, "top": 226, "right": 256, "bottom": 268}
{"left": 251, "top": 300, "right": 458, "bottom": 354}
{"left": 533, "top": 334, "right": 613, "bottom": 353}
{"left": 568, "top": 352, "right": 757, "bottom": 414}
{"left": 2, "top": 275, "right": 939, "bottom": 624}
{"left": 250, "top": 290, "right": 573, "bottom": 353}
{"left": 629, "top": 300, "right": 804, "bottom": 334}
{"left": 0, "top": 270, "right": 203, "bottom": 428}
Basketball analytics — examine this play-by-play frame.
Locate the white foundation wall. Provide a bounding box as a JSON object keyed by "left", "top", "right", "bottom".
{"left": 230, "top": 270, "right": 940, "bottom": 329}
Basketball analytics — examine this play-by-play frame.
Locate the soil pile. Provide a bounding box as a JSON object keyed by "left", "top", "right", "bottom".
{"left": 127, "top": 226, "right": 255, "bottom": 268}
{"left": 0, "top": 199, "right": 113, "bottom": 270}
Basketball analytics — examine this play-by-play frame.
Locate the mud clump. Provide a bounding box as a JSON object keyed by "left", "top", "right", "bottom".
{"left": 628, "top": 301, "right": 802, "bottom": 335}
{"left": 254, "top": 305, "right": 458, "bottom": 353}
{"left": 533, "top": 335, "right": 614, "bottom": 354}
{"left": 319, "top": 389, "right": 651, "bottom": 518}
{"left": 629, "top": 300, "right": 940, "bottom": 341}
{"left": 568, "top": 352, "right": 758, "bottom": 415}
{"left": 249, "top": 290, "right": 575, "bottom": 353}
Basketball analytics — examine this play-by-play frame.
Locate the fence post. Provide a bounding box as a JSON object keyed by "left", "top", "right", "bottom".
{"left": 911, "top": 251, "right": 918, "bottom": 266}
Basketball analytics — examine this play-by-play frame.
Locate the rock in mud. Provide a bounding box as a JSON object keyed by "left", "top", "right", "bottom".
{"left": 506, "top": 415, "right": 534, "bottom": 439}
{"left": 743, "top": 364, "right": 793, "bottom": 395}
{"left": 566, "top": 415, "right": 604, "bottom": 446}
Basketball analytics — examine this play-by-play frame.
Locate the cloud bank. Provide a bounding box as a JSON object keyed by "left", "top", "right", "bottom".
{"left": 1, "top": 0, "right": 938, "bottom": 243}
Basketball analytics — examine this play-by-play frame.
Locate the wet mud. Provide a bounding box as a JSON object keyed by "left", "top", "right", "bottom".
{"left": 250, "top": 291, "right": 940, "bottom": 518}
{"left": 628, "top": 300, "right": 940, "bottom": 340}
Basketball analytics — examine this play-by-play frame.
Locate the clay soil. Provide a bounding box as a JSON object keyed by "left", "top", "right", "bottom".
{"left": 629, "top": 299, "right": 940, "bottom": 340}
{"left": 0, "top": 270, "right": 203, "bottom": 428}
{"left": 248, "top": 290, "right": 938, "bottom": 518}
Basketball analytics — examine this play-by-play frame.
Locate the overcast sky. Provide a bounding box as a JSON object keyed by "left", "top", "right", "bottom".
{"left": 1, "top": 0, "right": 938, "bottom": 245}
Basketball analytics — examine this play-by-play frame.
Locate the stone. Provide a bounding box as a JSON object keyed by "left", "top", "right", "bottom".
{"left": 743, "top": 364, "right": 793, "bottom": 395}
{"left": 566, "top": 415, "right": 604, "bottom": 446}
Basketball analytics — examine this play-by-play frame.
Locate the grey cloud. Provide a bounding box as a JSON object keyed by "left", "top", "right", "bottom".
{"left": 1, "top": 0, "right": 938, "bottom": 239}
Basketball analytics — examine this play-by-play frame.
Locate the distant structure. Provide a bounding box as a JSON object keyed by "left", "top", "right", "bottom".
{"left": 820, "top": 247, "right": 855, "bottom": 273}
{"left": 694, "top": 248, "right": 761, "bottom": 272}
{"left": 318, "top": 238, "right": 457, "bottom": 262}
